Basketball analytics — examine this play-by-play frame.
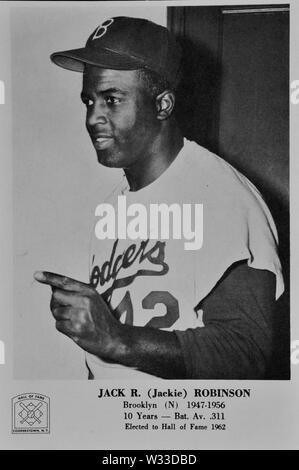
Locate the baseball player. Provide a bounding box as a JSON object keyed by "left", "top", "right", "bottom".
{"left": 34, "top": 17, "right": 284, "bottom": 379}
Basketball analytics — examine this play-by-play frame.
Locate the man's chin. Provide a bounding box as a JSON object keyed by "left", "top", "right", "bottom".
{"left": 96, "top": 149, "right": 124, "bottom": 168}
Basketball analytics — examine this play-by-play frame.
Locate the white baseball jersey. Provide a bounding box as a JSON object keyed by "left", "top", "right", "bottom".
{"left": 85, "top": 139, "right": 284, "bottom": 380}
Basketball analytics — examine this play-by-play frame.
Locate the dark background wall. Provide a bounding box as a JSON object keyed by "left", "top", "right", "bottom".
{"left": 168, "top": 4, "right": 289, "bottom": 378}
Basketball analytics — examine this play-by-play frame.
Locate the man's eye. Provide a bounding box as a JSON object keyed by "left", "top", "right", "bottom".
{"left": 83, "top": 98, "right": 94, "bottom": 107}
{"left": 105, "top": 96, "right": 121, "bottom": 105}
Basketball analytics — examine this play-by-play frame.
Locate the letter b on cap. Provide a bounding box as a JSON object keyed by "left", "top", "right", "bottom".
{"left": 93, "top": 19, "right": 114, "bottom": 40}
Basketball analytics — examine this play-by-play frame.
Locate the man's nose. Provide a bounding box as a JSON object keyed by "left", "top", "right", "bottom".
{"left": 86, "top": 102, "right": 108, "bottom": 127}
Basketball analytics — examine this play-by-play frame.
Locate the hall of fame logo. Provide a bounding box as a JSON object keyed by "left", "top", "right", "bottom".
{"left": 12, "top": 393, "right": 50, "bottom": 433}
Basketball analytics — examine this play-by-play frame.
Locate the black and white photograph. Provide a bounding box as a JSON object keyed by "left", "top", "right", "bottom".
{"left": 0, "top": 0, "right": 298, "bottom": 453}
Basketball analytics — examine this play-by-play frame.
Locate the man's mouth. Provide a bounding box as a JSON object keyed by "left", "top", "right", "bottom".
{"left": 92, "top": 135, "right": 113, "bottom": 150}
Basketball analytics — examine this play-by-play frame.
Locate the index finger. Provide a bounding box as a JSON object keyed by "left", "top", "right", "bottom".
{"left": 33, "top": 271, "right": 90, "bottom": 293}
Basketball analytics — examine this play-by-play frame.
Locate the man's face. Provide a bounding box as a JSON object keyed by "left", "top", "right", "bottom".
{"left": 81, "top": 66, "right": 159, "bottom": 168}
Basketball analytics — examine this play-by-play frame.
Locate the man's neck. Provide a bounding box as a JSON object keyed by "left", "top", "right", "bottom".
{"left": 124, "top": 123, "right": 184, "bottom": 192}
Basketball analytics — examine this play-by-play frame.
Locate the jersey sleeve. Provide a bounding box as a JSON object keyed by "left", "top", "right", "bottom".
{"left": 185, "top": 144, "right": 285, "bottom": 304}
{"left": 175, "top": 261, "right": 276, "bottom": 379}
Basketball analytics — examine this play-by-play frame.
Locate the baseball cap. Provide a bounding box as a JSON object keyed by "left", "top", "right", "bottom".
{"left": 50, "top": 16, "right": 182, "bottom": 88}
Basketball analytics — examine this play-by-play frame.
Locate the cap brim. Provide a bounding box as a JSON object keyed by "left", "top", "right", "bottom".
{"left": 50, "top": 47, "right": 146, "bottom": 72}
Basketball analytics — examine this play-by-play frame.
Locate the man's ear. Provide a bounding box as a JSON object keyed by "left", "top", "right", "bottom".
{"left": 156, "top": 90, "right": 176, "bottom": 120}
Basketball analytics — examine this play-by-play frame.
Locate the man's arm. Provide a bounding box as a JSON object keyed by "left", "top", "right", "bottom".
{"left": 175, "top": 261, "right": 276, "bottom": 379}
{"left": 108, "top": 261, "right": 276, "bottom": 379}
{"left": 34, "top": 261, "right": 276, "bottom": 379}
